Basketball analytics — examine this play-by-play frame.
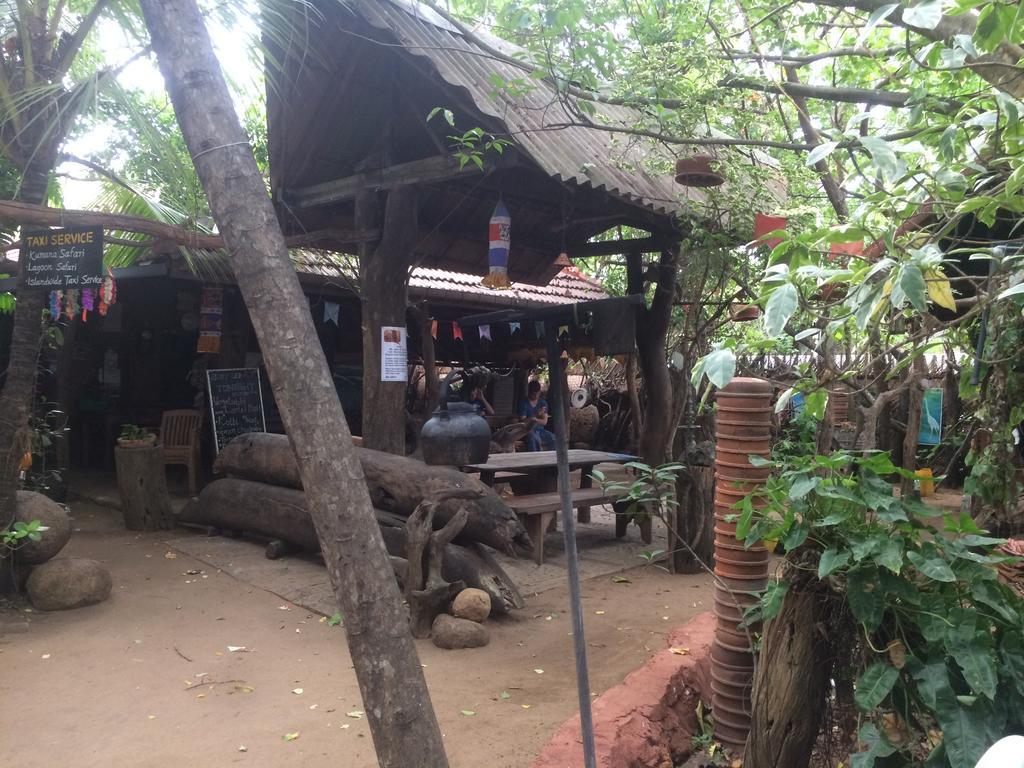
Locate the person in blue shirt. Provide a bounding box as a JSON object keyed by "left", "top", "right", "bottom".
{"left": 517, "top": 380, "right": 555, "bottom": 451}
{"left": 468, "top": 386, "right": 494, "bottom": 416}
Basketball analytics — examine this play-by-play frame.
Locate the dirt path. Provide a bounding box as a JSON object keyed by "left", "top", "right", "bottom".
{"left": 1, "top": 502, "right": 713, "bottom": 768}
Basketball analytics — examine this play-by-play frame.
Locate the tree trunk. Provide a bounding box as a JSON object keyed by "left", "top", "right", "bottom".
{"left": 137, "top": 2, "right": 449, "bottom": 764}
{"left": 185, "top": 477, "right": 521, "bottom": 614}
{"left": 213, "top": 433, "right": 529, "bottom": 554}
{"left": 360, "top": 187, "right": 417, "bottom": 455}
{"left": 673, "top": 464, "right": 714, "bottom": 573}
{"left": 901, "top": 359, "right": 925, "bottom": 497}
{"left": 114, "top": 445, "right": 175, "bottom": 530}
{"left": 745, "top": 586, "right": 831, "bottom": 768}
{"left": 625, "top": 352, "right": 643, "bottom": 447}
{"left": 0, "top": 163, "right": 60, "bottom": 535}
{"left": 627, "top": 247, "right": 681, "bottom": 465}
{"left": 411, "top": 301, "right": 440, "bottom": 416}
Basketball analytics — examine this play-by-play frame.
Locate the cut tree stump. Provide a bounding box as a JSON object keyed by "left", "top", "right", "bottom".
{"left": 114, "top": 445, "right": 175, "bottom": 531}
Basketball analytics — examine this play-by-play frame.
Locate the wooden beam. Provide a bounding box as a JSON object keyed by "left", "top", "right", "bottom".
{"left": 566, "top": 237, "right": 665, "bottom": 258}
{"left": 286, "top": 154, "right": 485, "bottom": 209}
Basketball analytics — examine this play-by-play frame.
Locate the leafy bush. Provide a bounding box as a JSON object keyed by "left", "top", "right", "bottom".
{"left": 733, "top": 450, "right": 1024, "bottom": 768}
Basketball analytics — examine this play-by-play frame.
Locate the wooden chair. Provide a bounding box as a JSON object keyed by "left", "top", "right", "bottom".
{"left": 159, "top": 410, "right": 202, "bottom": 496}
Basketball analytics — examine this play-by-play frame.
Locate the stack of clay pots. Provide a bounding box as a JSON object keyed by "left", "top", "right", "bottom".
{"left": 711, "top": 377, "right": 773, "bottom": 752}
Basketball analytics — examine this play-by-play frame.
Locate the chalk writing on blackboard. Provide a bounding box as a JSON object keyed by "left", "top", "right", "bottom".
{"left": 206, "top": 368, "right": 266, "bottom": 452}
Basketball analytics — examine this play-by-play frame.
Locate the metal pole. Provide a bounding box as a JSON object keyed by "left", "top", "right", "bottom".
{"left": 544, "top": 324, "right": 597, "bottom": 768}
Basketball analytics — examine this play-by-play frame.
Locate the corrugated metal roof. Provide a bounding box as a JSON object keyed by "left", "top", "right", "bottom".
{"left": 289, "top": 249, "right": 606, "bottom": 307}
{"left": 353, "top": 0, "right": 702, "bottom": 217}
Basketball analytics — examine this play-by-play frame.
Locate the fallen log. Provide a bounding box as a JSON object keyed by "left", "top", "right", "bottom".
{"left": 182, "top": 478, "right": 523, "bottom": 613}
{"left": 214, "top": 432, "right": 530, "bottom": 554}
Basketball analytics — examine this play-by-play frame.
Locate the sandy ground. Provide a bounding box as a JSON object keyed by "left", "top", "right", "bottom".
{"left": 0, "top": 501, "right": 713, "bottom": 768}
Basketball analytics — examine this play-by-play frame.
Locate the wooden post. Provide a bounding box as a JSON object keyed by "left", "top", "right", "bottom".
{"left": 359, "top": 186, "right": 417, "bottom": 455}
{"left": 114, "top": 445, "right": 175, "bottom": 530}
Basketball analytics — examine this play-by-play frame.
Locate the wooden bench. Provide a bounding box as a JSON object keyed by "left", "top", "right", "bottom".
{"left": 507, "top": 487, "right": 630, "bottom": 565}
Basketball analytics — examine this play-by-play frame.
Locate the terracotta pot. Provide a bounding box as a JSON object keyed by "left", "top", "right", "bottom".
{"left": 729, "top": 303, "right": 761, "bottom": 321}
{"left": 716, "top": 447, "right": 770, "bottom": 467}
{"left": 721, "top": 377, "right": 773, "bottom": 395}
{"left": 717, "top": 413, "right": 773, "bottom": 429}
{"left": 715, "top": 395, "right": 774, "bottom": 411}
{"left": 712, "top": 639, "right": 755, "bottom": 669}
{"left": 715, "top": 521, "right": 738, "bottom": 538}
{"left": 711, "top": 668, "right": 753, "bottom": 694}
{"left": 717, "top": 574, "right": 768, "bottom": 595}
{"left": 674, "top": 154, "right": 725, "bottom": 187}
{"left": 714, "top": 494, "right": 767, "bottom": 513}
{"left": 716, "top": 435, "right": 772, "bottom": 452}
{"left": 712, "top": 698, "right": 752, "bottom": 745}
{"left": 715, "top": 535, "right": 767, "bottom": 553}
{"left": 715, "top": 460, "right": 771, "bottom": 479}
{"left": 716, "top": 552, "right": 770, "bottom": 580}
{"left": 714, "top": 592, "right": 758, "bottom": 619}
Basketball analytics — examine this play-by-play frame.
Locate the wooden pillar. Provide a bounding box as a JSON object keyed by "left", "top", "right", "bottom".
{"left": 114, "top": 445, "right": 175, "bottom": 530}
{"left": 359, "top": 186, "right": 417, "bottom": 455}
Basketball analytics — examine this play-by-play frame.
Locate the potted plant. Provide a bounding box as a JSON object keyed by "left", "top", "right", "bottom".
{"left": 118, "top": 424, "right": 156, "bottom": 448}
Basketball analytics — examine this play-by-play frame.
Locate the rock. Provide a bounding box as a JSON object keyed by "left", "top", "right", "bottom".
{"left": 26, "top": 557, "right": 112, "bottom": 612}
{"left": 451, "top": 587, "right": 491, "bottom": 623}
{"left": 14, "top": 491, "right": 71, "bottom": 564}
{"left": 431, "top": 613, "right": 490, "bottom": 649}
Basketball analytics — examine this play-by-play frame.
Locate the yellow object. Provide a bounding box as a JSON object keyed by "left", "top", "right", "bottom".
{"left": 915, "top": 468, "right": 934, "bottom": 496}
{"left": 18, "top": 452, "right": 32, "bottom": 472}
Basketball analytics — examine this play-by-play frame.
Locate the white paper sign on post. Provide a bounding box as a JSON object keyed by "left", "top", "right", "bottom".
{"left": 380, "top": 326, "right": 408, "bottom": 382}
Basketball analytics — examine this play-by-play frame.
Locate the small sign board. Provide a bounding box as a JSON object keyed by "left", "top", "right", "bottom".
{"left": 23, "top": 226, "right": 104, "bottom": 289}
{"left": 206, "top": 368, "right": 266, "bottom": 452}
{"left": 918, "top": 387, "right": 943, "bottom": 446}
{"left": 380, "top": 325, "right": 407, "bottom": 382}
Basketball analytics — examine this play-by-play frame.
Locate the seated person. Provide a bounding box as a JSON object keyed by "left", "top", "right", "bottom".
{"left": 468, "top": 386, "right": 494, "bottom": 416}
{"left": 517, "top": 380, "right": 555, "bottom": 451}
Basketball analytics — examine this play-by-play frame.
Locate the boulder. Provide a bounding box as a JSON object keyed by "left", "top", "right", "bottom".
{"left": 26, "top": 557, "right": 112, "bottom": 611}
{"left": 431, "top": 613, "right": 489, "bottom": 649}
{"left": 451, "top": 587, "right": 491, "bottom": 623}
{"left": 14, "top": 491, "right": 71, "bottom": 564}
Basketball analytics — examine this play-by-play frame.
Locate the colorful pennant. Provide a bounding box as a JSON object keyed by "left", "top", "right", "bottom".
{"left": 481, "top": 198, "right": 512, "bottom": 289}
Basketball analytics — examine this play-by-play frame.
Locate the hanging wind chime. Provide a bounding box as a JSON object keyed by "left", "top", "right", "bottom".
{"left": 481, "top": 197, "right": 512, "bottom": 289}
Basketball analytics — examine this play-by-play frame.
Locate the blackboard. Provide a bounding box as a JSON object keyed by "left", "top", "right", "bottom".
{"left": 206, "top": 368, "right": 266, "bottom": 452}
{"left": 23, "top": 226, "right": 104, "bottom": 289}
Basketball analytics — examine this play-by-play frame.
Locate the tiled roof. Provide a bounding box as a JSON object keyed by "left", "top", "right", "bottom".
{"left": 289, "top": 250, "right": 606, "bottom": 307}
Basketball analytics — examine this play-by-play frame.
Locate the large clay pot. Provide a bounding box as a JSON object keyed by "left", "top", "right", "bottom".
{"left": 721, "top": 377, "right": 773, "bottom": 395}
{"left": 716, "top": 446, "right": 770, "bottom": 466}
{"left": 712, "top": 699, "right": 752, "bottom": 747}
{"left": 420, "top": 402, "right": 491, "bottom": 466}
{"left": 712, "top": 639, "right": 755, "bottom": 669}
{"left": 716, "top": 550, "right": 770, "bottom": 579}
{"left": 715, "top": 460, "right": 771, "bottom": 479}
{"left": 717, "top": 574, "right": 768, "bottom": 594}
{"left": 715, "top": 393, "right": 774, "bottom": 410}
{"left": 674, "top": 154, "right": 725, "bottom": 187}
{"left": 716, "top": 435, "right": 772, "bottom": 453}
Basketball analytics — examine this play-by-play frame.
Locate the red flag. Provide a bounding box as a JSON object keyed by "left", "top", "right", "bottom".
{"left": 753, "top": 213, "right": 787, "bottom": 249}
{"left": 452, "top": 321, "right": 463, "bottom": 341}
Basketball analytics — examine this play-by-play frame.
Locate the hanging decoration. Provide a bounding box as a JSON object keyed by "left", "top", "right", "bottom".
{"left": 452, "top": 321, "right": 463, "bottom": 341}
{"left": 323, "top": 301, "right": 340, "bottom": 326}
{"left": 534, "top": 321, "right": 545, "bottom": 337}
{"left": 63, "top": 289, "right": 78, "bottom": 320}
{"left": 479, "top": 324, "right": 492, "bottom": 341}
{"left": 481, "top": 198, "right": 512, "bottom": 289}
{"left": 431, "top": 319, "right": 438, "bottom": 340}
{"left": 197, "top": 285, "right": 223, "bottom": 354}
{"left": 509, "top": 322, "right": 521, "bottom": 334}
{"left": 99, "top": 269, "right": 117, "bottom": 316}
{"left": 558, "top": 325, "right": 570, "bottom": 338}
{"left": 48, "top": 291, "right": 61, "bottom": 318}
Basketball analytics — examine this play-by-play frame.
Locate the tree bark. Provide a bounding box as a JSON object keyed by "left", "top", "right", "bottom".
{"left": 745, "top": 586, "right": 831, "bottom": 768}
{"left": 900, "top": 359, "right": 925, "bottom": 497}
{"left": 114, "top": 445, "right": 175, "bottom": 530}
{"left": 185, "top": 477, "right": 520, "bottom": 614}
{"left": 137, "top": 1, "right": 449, "bottom": 764}
{"left": 360, "top": 187, "right": 417, "bottom": 455}
{"left": 627, "top": 246, "right": 681, "bottom": 466}
{"left": 213, "top": 433, "right": 529, "bottom": 554}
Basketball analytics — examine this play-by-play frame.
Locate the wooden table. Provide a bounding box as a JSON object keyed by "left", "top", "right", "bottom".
{"left": 465, "top": 449, "right": 635, "bottom": 488}
{"left": 465, "top": 450, "right": 639, "bottom": 564}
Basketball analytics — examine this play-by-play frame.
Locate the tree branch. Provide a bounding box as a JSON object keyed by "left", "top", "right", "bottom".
{"left": 717, "top": 76, "right": 960, "bottom": 112}
{"left": 722, "top": 46, "right": 903, "bottom": 66}
{"left": 0, "top": 199, "right": 377, "bottom": 250}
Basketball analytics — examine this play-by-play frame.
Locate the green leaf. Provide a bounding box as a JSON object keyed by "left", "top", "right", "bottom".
{"left": 903, "top": 0, "right": 945, "bottom": 29}
{"left": 702, "top": 348, "right": 736, "bottom": 389}
{"left": 849, "top": 722, "right": 898, "bottom": 768}
{"left": 997, "top": 282, "right": 1024, "bottom": 300}
{"left": 764, "top": 283, "right": 798, "bottom": 337}
{"left": 774, "top": 387, "right": 795, "bottom": 413}
{"left": 804, "top": 390, "right": 828, "bottom": 421}
{"left": 818, "top": 547, "right": 851, "bottom": 578}
{"left": 912, "top": 660, "right": 953, "bottom": 710}
{"left": 859, "top": 135, "right": 900, "bottom": 177}
{"left": 760, "top": 579, "right": 789, "bottom": 622}
{"left": 971, "top": 580, "right": 1018, "bottom": 623}
{"left": 907, "top": 550, "right": 956, "bottom": 582}
{"left": 855, "top": 662, "right": 899, "bottom": 711}
{"left": 805, "top": 141, "right": 839, "bottom": 166}
{"left": 899, "top": 265, "right": 928, "bottom": 313}
{"left": 848, "top": 571, "right": 885, "bottom": 630}
{"left": 873, "top": 538, "right": 904, "bottom": 574}
{"left": 949, "top": 641, "right": 997, "bottom": 700}
{"left": 862, "top": 3, "right": 899, "bottom": 36}
{"left": 934, "top": 689, "right": 990, "bottom": 768}
{"left": 788, "top": 474, "right": 819, "bottom": 499}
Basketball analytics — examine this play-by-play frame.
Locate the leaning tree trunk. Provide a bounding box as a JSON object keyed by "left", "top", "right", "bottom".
{"left": 745, "top": 583, "right": 832, "bottom": 768}
{"left": 137, "top": 2, "right": 448, "bottom": 765}
{"left": 0, "top": 162, "right": 61, "bottom": 535}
